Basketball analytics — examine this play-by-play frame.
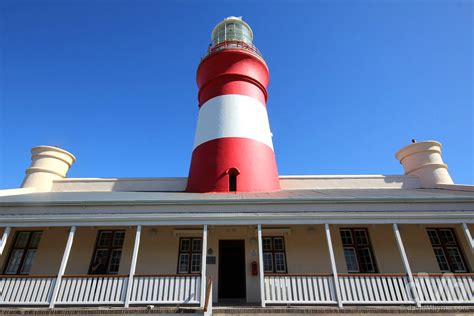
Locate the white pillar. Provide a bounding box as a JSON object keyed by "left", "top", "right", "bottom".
{"left": 200, "top": 224, "right": 208, "bottom": 308}
{"left": 124, "top": 225, "right": 141, "bottom": 307}
{"left": 325, "top": 224, "right": 342, "bottom": 308}
{"left": 0, "top": 227, "right": 11, "bottom": 255}
{"left": 462, "top": 223, "right": 474, "bottom": 253}
{"left": 257, "top": 224, "right": 266, "bottom": 307}
{"left": 49, "top": 226, "right": 76, "bottom": 308}
{"left": 392, "top": 224, "right": 420, "bottom": 307}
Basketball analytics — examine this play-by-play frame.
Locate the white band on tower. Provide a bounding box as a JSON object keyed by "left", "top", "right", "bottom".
{"left": 193, "top": 94, "right": 274, "bottom": 150}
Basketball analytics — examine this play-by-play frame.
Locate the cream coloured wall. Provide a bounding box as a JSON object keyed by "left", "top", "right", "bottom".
{"left": 0, "top": 227, "right": 66, "bottom": 275}
{"left": 331, "top": 224, "right": 404, "bottom": 273}
{"left": 283, "top": 225, "right": 331, "bottom": 273}
{"left": 397, "top": 224, "right": 474, "bottom": 273}
{"left": 30, "top": 228, "right": 68, "bottom": 275}
{"left": 65, "top": 226, "right": 135, "bottom": 275}
{"left": 135, "top": 226, "right": 189, "bottom": 275}
{"left": 401, "top": 224, "right": 444, "bottom": 273}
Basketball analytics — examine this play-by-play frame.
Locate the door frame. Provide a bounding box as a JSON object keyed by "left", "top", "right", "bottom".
{"left": 218, "top": 239, "right": 246, "bottom": 300}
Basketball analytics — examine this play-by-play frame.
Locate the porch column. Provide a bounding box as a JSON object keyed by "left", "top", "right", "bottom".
{"left": 0, "top": 227, "right": 11, "bottom": 255}
{"left": 200, "top": 224, "right": 208, "bottom": 308}
{"left": 325, "top": 224, "right": 342, "bottom": 307}
{"left": 462, "top": 223, "right": 474, "bottom": 253}
{"left": 125, "top": 225, "right": 142, "bottom": 307}
{"left": 392, "top": 224, "right": 420, "bottom": 307}
{"left": 257, "top": 224, "right": 265, "bottom": 307}
{"left": 49, "top": 226, "right": 76, "bottom": 308}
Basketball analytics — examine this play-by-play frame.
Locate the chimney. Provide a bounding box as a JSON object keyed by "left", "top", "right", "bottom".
{"left": 395, "top": 140, "right": 453, "bottom": 188}
{"left": 21, "top": 146, "right": 76, "bottom": 192}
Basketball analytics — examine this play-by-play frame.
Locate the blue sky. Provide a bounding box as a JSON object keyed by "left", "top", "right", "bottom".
{"left": 0, "top": 0, "right": 472, "bottom": 189}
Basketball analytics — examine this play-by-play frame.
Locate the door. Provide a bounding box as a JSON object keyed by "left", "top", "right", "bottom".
{"left": 218, "top": 240, "right": 246, "bottom": 300}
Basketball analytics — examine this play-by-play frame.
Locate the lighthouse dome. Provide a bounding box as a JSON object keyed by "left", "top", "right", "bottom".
{"left": 211, "top": 16, "right": 254, "bottom": 46}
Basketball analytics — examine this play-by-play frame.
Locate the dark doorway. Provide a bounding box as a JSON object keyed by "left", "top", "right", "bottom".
{"left": 218, "top": 240, "right": 246, "bottom": 301}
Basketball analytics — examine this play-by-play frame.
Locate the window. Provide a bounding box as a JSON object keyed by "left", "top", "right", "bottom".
{"left": 229, "top": 174, "right": 237, "bottom": 192}
{"left": 340, "top": 228, "right": 377, "bottom": 273}
{"left": 177, "top": 238, "right": 202, "bottom": 274}
{"left": 227, "top": 168, "right": 240, "bottom": 192}
{"left": 89, "top": 230, "right": 125, "bottom": 274}
{"left": 4, "top": 231, "right": 42, "bottom": 275}
{"left": 262, "top": 237, "right": 287, "bottom": 273}
{"left": 427, "top": 228, "right": 468, "bottom": 273}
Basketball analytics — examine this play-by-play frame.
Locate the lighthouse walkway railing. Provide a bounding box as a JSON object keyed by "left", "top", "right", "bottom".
{"left": 263, "top": 273, "right": 474, "bottom": 306}
{"left": 0, "top": 274, "right": 201, "bottom": 306}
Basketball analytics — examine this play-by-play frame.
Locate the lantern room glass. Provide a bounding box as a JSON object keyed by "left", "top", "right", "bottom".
{"left": 212, "top": 20, "right": 253, "bottom": 46}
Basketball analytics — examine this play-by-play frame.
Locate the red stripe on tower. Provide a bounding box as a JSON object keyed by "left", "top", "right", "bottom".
{"left": 186, "top": 17, "right": 280, "bottom": 193}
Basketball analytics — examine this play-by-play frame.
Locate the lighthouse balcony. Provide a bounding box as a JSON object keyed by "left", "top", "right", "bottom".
{"left": 203, "top": 40, "right": 263, "bottom": 60}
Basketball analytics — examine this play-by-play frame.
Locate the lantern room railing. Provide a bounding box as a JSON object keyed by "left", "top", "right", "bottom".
{"left": 202, "top": 40, "right": 263, "bottom": 61}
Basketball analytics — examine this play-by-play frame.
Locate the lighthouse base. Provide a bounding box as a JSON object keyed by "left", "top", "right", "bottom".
{"left": 186, "top": 137, "right": 280, "bottom": 193}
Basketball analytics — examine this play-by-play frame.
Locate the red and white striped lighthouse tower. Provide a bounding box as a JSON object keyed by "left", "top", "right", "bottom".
{"left": 186, "top": 17, "right": 280, "bottom": 193}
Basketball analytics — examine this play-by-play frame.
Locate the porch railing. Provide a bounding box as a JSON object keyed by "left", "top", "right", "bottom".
{"left": 264, "top": 273, "right": 474, "bottom": 305}
{"left": 0, "top": 274, "right": 200, "bottom": 306}
{"left": 129, "top": 274, "right": 201, "bottom": 305}
{"left": 414, "top": 273, "right": 474, "bottom": 304}
{"left": 0, "top": 275, "right": 55, "bottom": 305}
{"left": 338, "top": 274, "right": 413, "bottom": 304}
{"left": 264, "top": 274, "right": 337, "bottom": 304}
{"left": 2, "top": 273, "right": 474, "bottom": 307}
{"left": 56, "top": 274, "right": 128, "bottom": 305}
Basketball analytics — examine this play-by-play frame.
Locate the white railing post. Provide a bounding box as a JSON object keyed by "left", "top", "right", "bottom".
{"left": 462, "top": 223, "right": 474, "bottom": 253}
{"left": 200, "top": 224, "right": 208, "bottom": 308}
{"left": 199, "top": 225, "right": 207, "bottom": 308}
{"left": 392, "top": 223, "right": 420, "bottom": 307}
{"left": 325, "top": 224, "right": 342, "bottom": 307}
{"left": 257, "top": 224, "right": 266, "bottom": 307}
{"left": 124, "top": 225, "right": 141, "bottom": 307}
{"left": 49, "top": 226, "right": 76, "bottom": 308}
{"left": 0, "top": 226, "right": 11, "bottom": 255}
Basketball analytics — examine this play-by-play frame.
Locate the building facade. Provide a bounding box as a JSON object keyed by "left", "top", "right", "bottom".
{"left": 1, "top": 17, "right": 474, "bottom": 314}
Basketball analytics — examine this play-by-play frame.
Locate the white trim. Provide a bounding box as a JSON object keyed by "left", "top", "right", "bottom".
{"left": 2, "top": 211, "right": 474, "bottom": 228}
{"left": 257, "top": 224, "right": 266, "bottom": 307}
{"left": 49, "top": 226, "right": 76, "bottom": 308}
{"left": 125, "top": 225, "right": 141, "bottom": 307}
{"left": 392, "top": 224, "right": 420, "bottom": 307}
{"left": 193, "top": 94, "right": 273, "bottom": 150}
{"left": 0, "top": 226, "right": 11, "bottom": 255}
{"left": 462, "top": 223, "right": 474, "bottom": 253}
{"left": 4, "top": 195, "right": 472, "bottom": 207}
{"left": 0, "top": 188, "right": 36, "bottom": 197}
{"left": 325, "top": 224, "right": 342, "bottom": 308}
{"left": 200, "top": 225, "right": 208, "bottom": 308}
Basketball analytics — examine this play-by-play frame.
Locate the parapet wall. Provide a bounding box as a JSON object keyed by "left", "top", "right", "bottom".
{"left": 51, "top": 175, "right": 421, "bottom": 192}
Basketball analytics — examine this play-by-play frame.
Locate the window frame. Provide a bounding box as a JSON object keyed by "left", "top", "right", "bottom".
{"left": 88, "top": 230, "right": 126, "bottom": 275}
{"left": 340, "top": 228, "right": 378, "bottom": 273}
{"left": 177, "top": 237, "right": 203, "bottom": 274}
{"left": 3, "top": 230, "right": 42, "bottom": 275}
{"left": 262, "top": 236, "right": 288, "bottom": 274}
{"left": 426, "top": 228, "right": 469, "bottom": 273}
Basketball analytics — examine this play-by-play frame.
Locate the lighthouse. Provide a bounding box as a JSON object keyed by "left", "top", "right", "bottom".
{"left": 186, "top": 17, "right": 280, "bottom": 193}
